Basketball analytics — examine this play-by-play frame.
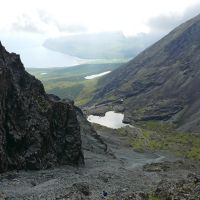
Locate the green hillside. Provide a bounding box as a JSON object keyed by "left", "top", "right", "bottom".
{"left": 27, "top": 63, "right": 123, "bottom": 106}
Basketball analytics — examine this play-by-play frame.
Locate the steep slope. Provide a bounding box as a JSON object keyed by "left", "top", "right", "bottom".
{"left": 90, "top": 14, "right": 200, "bottom": 132}
{"left": 75, "top": 106, "right": 107, "bottom": 154}
{"left": 0, "top": 43, "right": 84, "bottom": 173}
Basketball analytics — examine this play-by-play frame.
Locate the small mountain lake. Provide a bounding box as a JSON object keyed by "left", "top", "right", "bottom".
{"left": 87, "top": 111, "right": 131, "bottom": 129}
{"left": 84, "top": 71, "right": 111, "bottom": 79}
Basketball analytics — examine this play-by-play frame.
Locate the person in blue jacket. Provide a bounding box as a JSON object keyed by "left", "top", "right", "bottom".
{"left": 103, "top": 190, "right": 108, "bottom": 197}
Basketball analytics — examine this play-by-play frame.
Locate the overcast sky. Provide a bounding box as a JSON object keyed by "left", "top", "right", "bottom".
{"left": 0, "top": 0, "right": 200, "bottom": 37}
{"left": 0, "top": 0, "right": 200, "bottom": 67}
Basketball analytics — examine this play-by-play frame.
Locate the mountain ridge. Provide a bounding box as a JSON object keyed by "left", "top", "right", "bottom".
{"left": 89, "top": 13, "right": 200, "bottom": 133}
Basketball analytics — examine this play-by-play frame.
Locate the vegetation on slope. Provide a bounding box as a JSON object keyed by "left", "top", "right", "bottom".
{"left": 92, "top": 122, "right": 200, "bottom": 161}
{"left": 132, "top": 121, "right": 200, "bottom": 160}
{"left": 27, "top": 63, "right": 122, "bottom": 106}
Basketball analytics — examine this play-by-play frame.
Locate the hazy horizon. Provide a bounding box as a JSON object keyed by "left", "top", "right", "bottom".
{"left": 0, "top": 0, "right": 200, "bottom": 67}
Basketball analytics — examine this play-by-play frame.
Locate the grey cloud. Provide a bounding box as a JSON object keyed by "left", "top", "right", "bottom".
{"left": 147, "top": 3, "right": 200, "bottom": 33}
{"left": 56, "top": 24, "right": 88, "bottom": 33}
{"left": 37, "top": 10, "right": 53, "bottom": 24}
{"left": 183, "top": 3, "right": 200, "bottom": 20}
{"left": 11, "top": 10, "right": 87, "bottom": 34}
{"left": 147, "top": 14, "right": 182, "bottom": 32}
{"left": 11, "top": 22, "right": 43, "bottom": 33}
{"left": 37, "top": 10, "right": 87, "bottom": 33}
{"left": 11, "top": 14, "right": 44, "bottom": 33}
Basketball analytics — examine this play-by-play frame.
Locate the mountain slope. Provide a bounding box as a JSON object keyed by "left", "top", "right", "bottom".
{"left": 90, "top": 14, "right": 200, "bottom": 132}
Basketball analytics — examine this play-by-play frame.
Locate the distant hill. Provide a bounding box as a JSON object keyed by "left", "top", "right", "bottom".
{"left": 89, "top": 14, "right": 200, "bottom": 133}
{"left": 43, "top": 32, "right": 160, "bottom": 59}
{"left": 27, "top": 63, "right": 122, "bottom": 105}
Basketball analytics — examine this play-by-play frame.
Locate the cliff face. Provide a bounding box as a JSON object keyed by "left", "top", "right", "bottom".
{"left": 0, "top": 43, "right": 84, "bottom": 173}
{"left": 90, "top": 14, "right": 200, "bottom": 132}
{"left": 75, "top": 106, "right": 107, "bottom": 154}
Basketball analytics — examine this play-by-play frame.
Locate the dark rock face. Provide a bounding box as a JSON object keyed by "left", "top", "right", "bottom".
{"left": 90, "top": 14, "right": 200, "bottom": 132}
{"left": 75, "top": 106, "right": 107, "bottom": 154}
{"left": 0, "top": 42, "right": 84, "bottom": 173}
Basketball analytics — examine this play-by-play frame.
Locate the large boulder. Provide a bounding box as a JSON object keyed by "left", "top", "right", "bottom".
{"left": 0, "top": 42, "right": 84, "bottom": 173}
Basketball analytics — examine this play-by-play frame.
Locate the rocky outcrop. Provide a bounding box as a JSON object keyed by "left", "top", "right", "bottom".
{"left": 153, "top": 173, "right": 200, "bottom": 200}
{"left": 0, "top": 42, "right": 84, "bottom": 173}
{"left": 75, "top": 106, "right": 107, "bottom": 154}
{"left": 46, "top": 97, "right": 108, "bottom": 154}
{"left": 143, "top": 160, "right": 196, "bottom": 172}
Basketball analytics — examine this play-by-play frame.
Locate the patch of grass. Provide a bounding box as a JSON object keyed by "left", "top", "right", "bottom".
{"left": 149, "top": 196, "right": 158, "bottom": 200}
{"left": 115, "top": 121, "right": 200, "bottom": 161}
{"left": 187, "top": 148, "right": 200, "bottom": 160}
{"left": 76, "top": 78, "right": 99, "bottom": 106}
{"left": 93, "top": 120, "right": 200, "bottom": 162}
{"left": 47, "top": 84, "right": 84, "bottom": 100}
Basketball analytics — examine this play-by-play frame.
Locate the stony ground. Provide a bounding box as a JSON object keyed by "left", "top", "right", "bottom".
{"left": 0, "top": 126, "right": 199, "bottom": 200}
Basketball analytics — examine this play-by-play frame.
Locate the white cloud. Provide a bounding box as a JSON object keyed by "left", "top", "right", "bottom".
{"left": 147, "top": 3, "right": 200, "bottom": 34}
{"left": 0, "top": 0, "right": 199, "bottom": 36}
{"left": 0, "top": 0, "right": 199, "bottom": 67}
